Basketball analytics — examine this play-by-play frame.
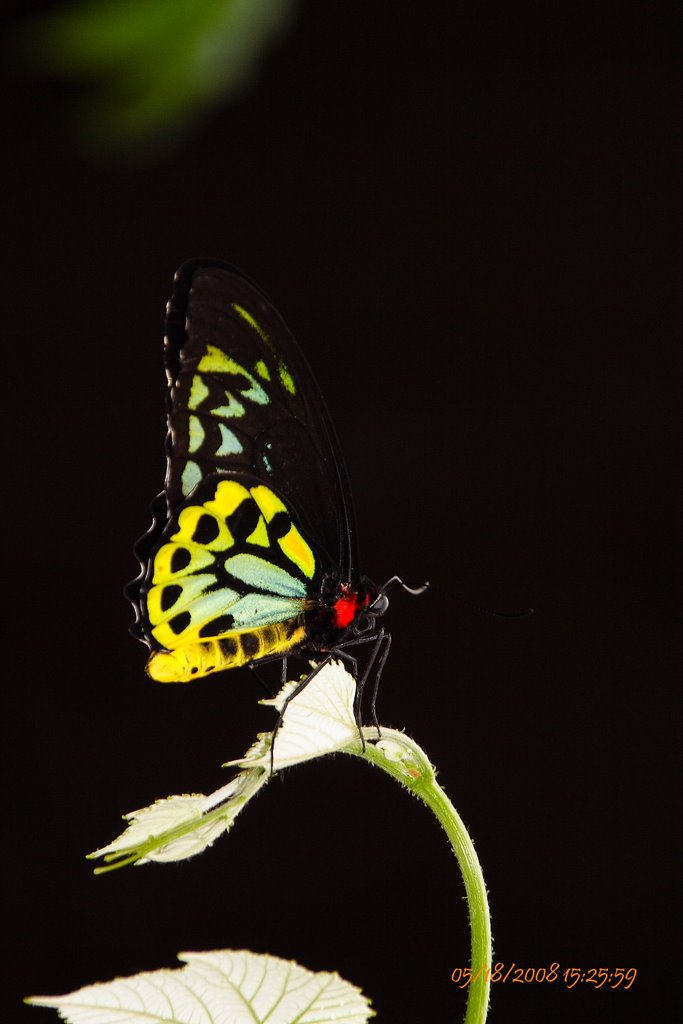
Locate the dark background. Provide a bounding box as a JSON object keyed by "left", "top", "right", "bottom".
{"left": 4, "top": 2, "right": 680, "bottom": 1022}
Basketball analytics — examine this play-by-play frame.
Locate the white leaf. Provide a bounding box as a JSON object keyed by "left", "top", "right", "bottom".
{"left": 90, "top": 793, "right": 230, "bottom": 864}
{"left": 90, "top": 770, "right": 269, "bottom": 868}
{"left": 28, "top": 948, "right": 374, "bottom": 1024}
{"left": 229, "top": 660, "right": 360, "bottom": 771}
{"left": 89, "top": 663, "right": 360, "bottom": 870}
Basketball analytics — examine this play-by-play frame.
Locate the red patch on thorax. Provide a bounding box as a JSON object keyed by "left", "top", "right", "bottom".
{"left": 333, "top": 590, "right": 369, "bottom": 629}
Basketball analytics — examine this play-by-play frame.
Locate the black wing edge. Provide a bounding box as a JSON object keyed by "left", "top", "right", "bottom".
{"left": 124, "top": 491, "right": 167, "bottom": 647}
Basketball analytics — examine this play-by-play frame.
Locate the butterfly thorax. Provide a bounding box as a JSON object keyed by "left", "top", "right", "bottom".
{"left": 305, "top": 576, "right": 381, "bottom": 649}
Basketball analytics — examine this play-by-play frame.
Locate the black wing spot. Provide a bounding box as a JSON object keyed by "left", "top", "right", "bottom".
{"left": 193, "top": 513, "right": 220, "bottom": 544}
{"left": 229, "top": 499, "right": 260, "bottom": 541}
{"left": 161, "top": 584, "right": 182, "bottom": 612}
{"left": 198, "top": 614, "right": 235, "bottom": 638}
{"left": 269, "top": 511, "right": 291, "bottom": 540}
{"left": 169, "top": 611, "right": 191, "bottom": 635}
{"left": 171, "top": 547, "right": 192, "bottom": 573}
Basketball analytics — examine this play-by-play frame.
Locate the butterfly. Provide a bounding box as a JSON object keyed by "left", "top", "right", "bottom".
{"left": 127, "top": 259, "right": 427, "bottom": 727}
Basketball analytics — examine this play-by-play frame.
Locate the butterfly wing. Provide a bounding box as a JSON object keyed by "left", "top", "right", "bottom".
{"left": 138, "top": 475, "right": 319, "bottom": 681}
{"left": 164, "top": 260, "right": 356, "bottom": 577}
{"left": 127, "top": 260, "right": 358, "bottom": 679}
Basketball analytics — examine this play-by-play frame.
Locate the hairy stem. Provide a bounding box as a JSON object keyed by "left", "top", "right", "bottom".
{"left": 353, "top": 728, "right": 491, "bottom": 1024}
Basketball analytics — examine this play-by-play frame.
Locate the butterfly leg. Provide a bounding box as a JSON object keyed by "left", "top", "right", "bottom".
{"left": 343, "top": 630, "right": 386, "bottom": 737}
{"left": 269, "top": 653, "right": 335, "bottom": 772}
{"left": 332, "top": 630, "right": 392, "bottom": 738}
{"left": 248, "top": 662, "right": 275, "bottom": 697}
{"left": 268, "top": 648, "right": 363, "bottom": 769}
{"left": 366, "top": 631, "right": 392, "bottom": 735}
{"left": 321, "top": 639, "right": 384, "bottom": 749}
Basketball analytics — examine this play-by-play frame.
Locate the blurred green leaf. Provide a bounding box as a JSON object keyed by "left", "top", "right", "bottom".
{"left": 13, "top": 0, "right": 297, "bottom": 158}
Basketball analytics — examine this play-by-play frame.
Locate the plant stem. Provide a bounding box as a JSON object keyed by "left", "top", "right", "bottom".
{"left": 353, "top": 728, "right": 491, "bottom": 1024}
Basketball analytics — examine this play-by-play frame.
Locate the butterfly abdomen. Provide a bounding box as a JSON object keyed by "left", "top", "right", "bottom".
{"left": 146, "top": 618, "right": 307, "bottom": 682}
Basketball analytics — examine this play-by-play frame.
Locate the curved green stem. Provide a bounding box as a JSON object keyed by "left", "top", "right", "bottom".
{"left": 352, "top": 728, "right": 491, "bottom": 1024}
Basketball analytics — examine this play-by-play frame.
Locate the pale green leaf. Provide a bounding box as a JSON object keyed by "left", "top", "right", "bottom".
{"left": 232, "top": 659, "right": 362, "bottom": 771}
{"left": 28, "top": 949, "right": 374, "bottom": 1024}
{"left": 89, "top": 769, "right": 268, "bottom": 869}
{"left": 89, "top": 661, "right": 360, "bottom": 870}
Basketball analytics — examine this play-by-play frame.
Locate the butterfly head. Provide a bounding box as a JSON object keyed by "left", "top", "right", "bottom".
{"left": 326, "top": 574, "right": 429, "bottom": 640}
{"left": 348, "top": 587, "right": 388, "bottom": 635}
{"left": 356, "top": 575, "right": 430, "bottom": 636}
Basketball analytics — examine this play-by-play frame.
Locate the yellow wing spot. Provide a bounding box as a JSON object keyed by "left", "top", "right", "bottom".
{"left": 278, "top": 362, "right": 297, "bottom": 395}
{"left": 198, "top": 345, "right": 238, "bottom": 374}
{"left": 188, "top": 374, "right": 209, "bottom": 409}
{"left": 279, "top": 526, "right": 315, "bottom": 579}
{"left": 232, "top": 303, "right": 270, "bottom": 342}
{"left": 246, "top": 516, "right": 270, "bottom": 547}
{"left": 254, "top": 359, "right": 271, "bottom": 381}
{"left": 188, "top": 415, "right": 205, "bottom": 453}
{"left": 146, "top": 589, "right": 167, "bottom": 626}
{"left": 197, "top": 351, "right": 268, "bottom": 404}
{"left": 152, "top": 543, "right": 213, "bottom": 582}
{"left": 250, "top": 484, "right": 286, "bottom": 521}
{"left": 151, "top": 621, "right": 189, "bottom": 651}
{"left": 147, "top": 573, "right": 216, "bottom": 626}
{"left": 172, "top": 505, "right": 232, "bottom": 551}
{"left": 206, "top": 479, "right": 252, "bottom": 518}
{"left": 248, "top": 485, "right": 315, "bottom": 575}
{"left": 211, "top": 391, "right": 245, "bottom": 419}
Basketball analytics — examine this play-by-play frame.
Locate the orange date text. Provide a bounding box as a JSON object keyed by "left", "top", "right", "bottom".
{"left": 450, "top": 963, "right": 637, "bottom": 990}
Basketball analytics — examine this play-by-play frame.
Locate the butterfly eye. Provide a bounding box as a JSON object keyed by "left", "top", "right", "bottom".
{"left": 369, "top": 593, "right": 389, "bottom": 616}
{"left": 354, "top": 613, "right": 375, "bottom": 635}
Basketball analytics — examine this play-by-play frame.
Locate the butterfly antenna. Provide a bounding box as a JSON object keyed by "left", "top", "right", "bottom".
{"left": 380, "top": 575, "right": 430, "bottom": 597}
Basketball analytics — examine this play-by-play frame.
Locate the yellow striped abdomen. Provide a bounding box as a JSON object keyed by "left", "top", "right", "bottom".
{"left": 146, "top": 617, "right": 306, "bottom": 682}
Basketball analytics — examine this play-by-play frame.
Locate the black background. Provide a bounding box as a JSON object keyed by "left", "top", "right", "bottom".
{"left": 4, "top": 2, "right": 680, "bottom": 1022}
